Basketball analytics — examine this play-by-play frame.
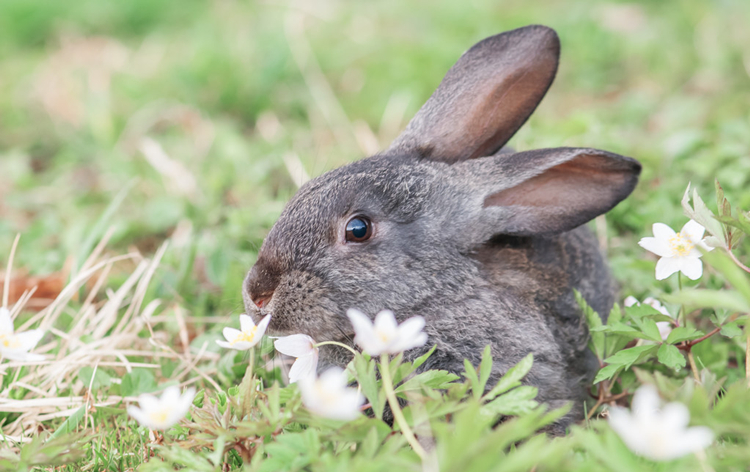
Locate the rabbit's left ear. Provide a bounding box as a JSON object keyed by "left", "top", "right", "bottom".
{"left": 463, "top": 147, "right": 641, "bottom": 238}
{"left": 388, "top": 25, "right": 559, "bottom": 163}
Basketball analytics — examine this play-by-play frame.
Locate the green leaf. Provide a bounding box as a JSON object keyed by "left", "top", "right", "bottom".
{"left": 608, "top": 303, "right": 623, "bottom": 326}
{"left": 593, "top": 363, "right": 622, "bottom": 384}
{"left": 480, "top": 386, "right": 538, "bottom": 417}
{"left": 50, "top": 406, "right": 86, "bottom": 439}
{"left": 603, "top": 345, "right": 658, "bottom": 369}
{"left": 639, "top": 318, "right": 664, "bottom": 343}
{"left": 353, "top": 353, "right": 385, "bottom": 420}
{"left": 77, "top": 366, "right": 112, "bottom": 391}
{"left": 463, "top": 358, "right": 481, "bottom": 400}
{"left": 576, "top": 290, "right": 604, "bottom": 359}
{"left": 682, "top": 183, "right": 726, "bottom": 248}
{"left": 120, "top": 369, "right": 157, "bottom": 397}
{"left": 720, "top": 321, "right": 743, "bottom": 338}
{"left": 665, "top": 327, "right": 703, "bottom": 344}
{"left": 484, "top": 353, "right": 533, "bottom": 401}
{"left": 701, "top": 249, "right": 750, "bottom": 304}
{"left": 665, "top": 289, "right": 750, "bottom": 313}
{"left": 657, "top": 343, "right": 686, "bottom": 369}
{"left": 411, "top": 344, "right": 437, "bottom": 371}
{"left": 395, "top": 370, "right": 460, "bottom": 394}
{"left": 478, "top": 345, "right": 493, "bottom": 395}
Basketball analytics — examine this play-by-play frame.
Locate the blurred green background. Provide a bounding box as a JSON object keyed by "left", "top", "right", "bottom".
{"left": 1, "top": 0, "right": 749, "bottom": 316}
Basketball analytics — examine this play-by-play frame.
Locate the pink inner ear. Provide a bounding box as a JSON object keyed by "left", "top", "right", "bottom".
{"left": 484, "top": 154, "right": 631, "bottom": 209}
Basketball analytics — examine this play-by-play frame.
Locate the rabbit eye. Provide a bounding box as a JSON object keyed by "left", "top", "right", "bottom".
{"left": 345, "top": 216, "right": 372, "bottom": 243}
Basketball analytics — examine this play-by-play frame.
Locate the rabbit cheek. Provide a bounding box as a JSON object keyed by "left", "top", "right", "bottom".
{"left": 265, "top": 270, "right": 341, "bottom": 340}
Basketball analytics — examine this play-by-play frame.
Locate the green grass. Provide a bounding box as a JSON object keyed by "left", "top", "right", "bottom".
{"left": 1, "top": 0, "right": 750, "bottom": 470}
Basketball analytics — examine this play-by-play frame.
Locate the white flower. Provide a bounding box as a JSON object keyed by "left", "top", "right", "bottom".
{"left": 297, "top": 367, "right": 363, "bottom": 421}
{"left": 274, "top": 334, "right": 319, "bottom": 383}
{"left": 624, "top": 296, "right": 674, "bottom": 341}
{"left": 216, "top": 314, "right": 271, "bottom": 350}
{"left": 609, "top": 385, "right": 713, "bottom": 461}
{"left": 0, "top": 307, "right": 45, "bottom": 361}
{"left": 346, "top": 309, "right": 428, "bottom": 356}
{"left": 127, "top": 386, "right": 196, "bottom": 430}
{"left": 638, "top": 220, "right": 713, "bottom": 280}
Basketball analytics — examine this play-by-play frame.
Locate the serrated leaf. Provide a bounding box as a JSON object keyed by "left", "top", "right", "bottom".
{"left": 720, "top": 321, "right": 743, "bottom": 338}
{"left": 665, "top": 327, "right": 703, "bottom": 344}
{"left": 354, "top": 353, "right": 385, "bottom": 420}
{"left": 657, "top": 343, "right": 686, "bottom": 369}
{"left": 639, "top": 318, "right": 664, "bottom": 343}
{"left": 576, "top": 290, "right": 604, "bottom": 359}
{"left": 682, "top": 183, "right": 727, "bottom": 248}
{"left": 484, "top": 353, "right": 533, "bottom": 401}
{"left": 395, "top": 370, "right": 459, "bottom": 394}
{"left": 608, "top": 303, "right": 623, "bottom": 326}
{"left": 479, "top": 345, "right": 493, "bottom": 395}
{"left": 480, "top": 386, "right": 539, "bottom": 417}
{"left": 603, "top": 345, "right": 658, "bottom": 368}
{"left": 593, "top": 363, "right": 622, "bottom": 384}
{"left": 463, "top": 359, "right": 481, "bottom": 400}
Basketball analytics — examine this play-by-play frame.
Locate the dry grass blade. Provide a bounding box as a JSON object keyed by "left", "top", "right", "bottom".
{"left": 1, "top": 237, "right": 215, "bottom": 438}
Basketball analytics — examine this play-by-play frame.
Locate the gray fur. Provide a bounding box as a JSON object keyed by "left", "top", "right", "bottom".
{"left": 242, "top": 25, "right": 641, "bottom": 432}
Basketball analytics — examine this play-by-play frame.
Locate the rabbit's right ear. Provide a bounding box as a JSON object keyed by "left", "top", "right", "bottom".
{"left": 388, "top": 25, "right": 559, "bottom": 163}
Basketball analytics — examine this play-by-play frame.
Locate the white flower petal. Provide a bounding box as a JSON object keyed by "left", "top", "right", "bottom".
{"left": 216, "top": 340, "right": 233, "bottom": 349}
{"left": 631, "top": 385, "right": 660, "bottom": 418}
{"left": 679, "top": 257, "right": 703, "bottom": 280}
{"left": 0, "top": 307, "right": 13, "bottom": 336}
{"left": 275, "top": 334, "right": 316, "bottom": 358}
{"left": 657, "top": 322, "right": 673, "bottom": 341}
{"left": 623, "top": 296, "right": 639, "bottom": 307}
{"left": 255, "top": 314, "right": 272, "bottom": 340}
{"left": 288, "top": 351, "right": 319, "bottom": 383}
{"left": 298, "top": 367, "right": 362, "bottom": 421}
{"left": 681, "top": 220, "right": 706, "bottom": 242}
{"left": 127, "top": 405, "right": 152, "bottom": 428}
{"left": 373, "top": 310, "right": 398, "bottom": 336}
{"left": 14, "top": 330, "right": 44, "bottom": 351}
{"left": 347, "top": 309, "right": 384, "bottom": 355}
{"left": 655, "top": 257, "right": 680, "bottom": 280}
{"left": 652, "top": 223, "right": 676, "bottom": 240}
{"left": 239, "top": 314, "right": 256, "bottom": 333}
{"left": 222, "top": 327, "right": 242, "bottom": 342}
{"left": 638, "top": 237, "right": 672, "bottom": 258}
{"left": 680, "top": 257, "right": 703, "bottom": 280}
{"left": 227, "top": 341, "right": 254, "bottom": 351}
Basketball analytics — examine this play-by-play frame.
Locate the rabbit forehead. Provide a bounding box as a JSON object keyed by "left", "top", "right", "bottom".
{"left": 262, "top": 155, "right": 440, "bottom": 264}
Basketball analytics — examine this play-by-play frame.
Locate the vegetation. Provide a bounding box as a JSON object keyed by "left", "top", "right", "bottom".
{"left": 1, "top": 0, "right": 750, "bottom": 470}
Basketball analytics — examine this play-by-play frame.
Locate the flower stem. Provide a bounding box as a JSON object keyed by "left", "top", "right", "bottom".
{"left": 746, "top": 319, "right": 750, "bottom": 388}
{"left": 314, "top": 341, "right": 359, "bottom": 357}
{"left": 677, "top": 273, "right": 685, "bottom": 327}
{"left": 379, "top": 353, "right": 427, "bottom": 461}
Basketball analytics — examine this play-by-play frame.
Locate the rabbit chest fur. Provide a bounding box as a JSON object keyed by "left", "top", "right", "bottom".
{"left": 243, "top": 25, "right": 641, "bottom": 431}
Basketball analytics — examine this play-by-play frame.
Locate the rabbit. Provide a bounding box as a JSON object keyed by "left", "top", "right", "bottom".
{"left": 243, "top": 24, "right": 641, "bottom": 432}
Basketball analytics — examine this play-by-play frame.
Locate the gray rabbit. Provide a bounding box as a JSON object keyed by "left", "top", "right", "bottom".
{"left": 243, "top": 25, "right": 641, "bottom": 431}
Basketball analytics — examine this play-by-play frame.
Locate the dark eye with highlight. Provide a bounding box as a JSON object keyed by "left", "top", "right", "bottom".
{"left": 345, "top": 216, "right": 372, "bottom": 243}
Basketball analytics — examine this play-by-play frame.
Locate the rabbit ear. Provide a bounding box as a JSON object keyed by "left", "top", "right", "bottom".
{"left": 466, "top": 148, "right": 641, "bottom": 238}
{"left": 389, "top": 25, "right": 560, "bottom": 163}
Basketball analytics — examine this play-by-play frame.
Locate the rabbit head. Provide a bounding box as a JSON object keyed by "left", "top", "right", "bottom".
{"left": 243, "top": 25, "right": 640, "bottom": 348}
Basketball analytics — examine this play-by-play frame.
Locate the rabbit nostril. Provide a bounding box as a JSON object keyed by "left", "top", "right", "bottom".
{"left": 252, "top": 295, "right": 272, "bottom": 309}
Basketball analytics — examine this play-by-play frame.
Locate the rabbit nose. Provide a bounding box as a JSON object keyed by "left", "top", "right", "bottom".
{"left": 253, "top": 294, "right": 271, "bottom": 309}
{"left": 244, "top": 262, "right": 281, "bottom": 310}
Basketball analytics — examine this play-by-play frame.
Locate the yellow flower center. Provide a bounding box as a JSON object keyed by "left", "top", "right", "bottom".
{"left": 0, "top": 335, "right": 21, "bottom": 349}
{"left": 668, "top": 232, "right": 695, "bottom": 257}
{"left": 231, "top": 326, "right": 258, "bottom": 345}
{"left": 149, "top": 410, "right": 170, "bottom": 425}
